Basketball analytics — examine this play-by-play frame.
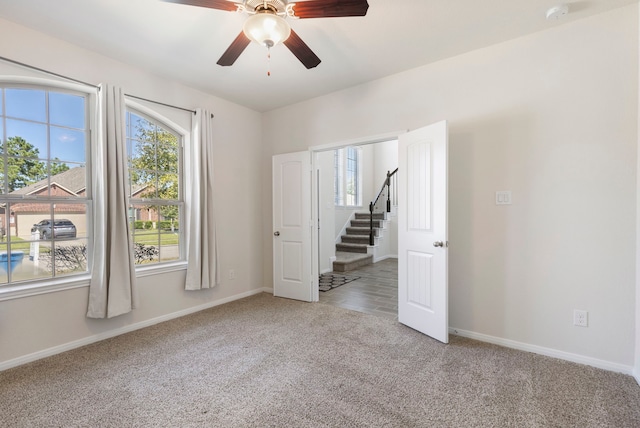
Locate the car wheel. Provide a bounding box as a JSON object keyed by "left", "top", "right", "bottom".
{"left": 41, "top": 231, "right": 48, "bottom": 240}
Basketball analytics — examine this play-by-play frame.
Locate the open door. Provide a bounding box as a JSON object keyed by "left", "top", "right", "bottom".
{"left": 272, "top": 151, "right": 313, "bottom": 301}
{"left": 398, "top": 121, "right": 448, "bottom": 343}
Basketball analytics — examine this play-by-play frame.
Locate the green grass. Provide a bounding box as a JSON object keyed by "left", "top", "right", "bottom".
{"left": 133, "top": 230, "right": 180, "bottom": 246}
{"left": 0, "top": 236, "right": 32, "bottom": 252}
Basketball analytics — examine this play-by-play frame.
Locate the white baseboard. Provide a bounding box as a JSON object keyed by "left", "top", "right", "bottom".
{"left": 449, "top": 327, "right": 634, "bottom": 375}
{"left": 1, "top": 288, "right": 268, "bottom": 372}
{"left": 449, "top": 327, "right": 640, "bottom": 374}
{"left": 373, "top": 254, "right": 398, "bottom": 263}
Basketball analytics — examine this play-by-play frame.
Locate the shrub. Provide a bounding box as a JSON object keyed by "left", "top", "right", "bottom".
{"left": 158, "top": 220, "right": 179, "bottom": 231}
{"left": 41, "top": 244, "right": 87, "bottom": 274}
{"left": 134, "top": 242, "right": 158, "bottom": 264}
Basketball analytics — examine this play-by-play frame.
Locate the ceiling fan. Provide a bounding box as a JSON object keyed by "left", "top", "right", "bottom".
{"left": 163, "top": 0, "right": 370, "bottom": 69}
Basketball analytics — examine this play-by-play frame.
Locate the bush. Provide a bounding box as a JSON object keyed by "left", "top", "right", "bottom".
{"left": 158, "top": 220, "right": 179, "bottom": 231}
{"left": 134, "top": 243, "right": 158, "bottom": 264}
{"left": 40, "top": 244, "right": 87, "bottom": 274}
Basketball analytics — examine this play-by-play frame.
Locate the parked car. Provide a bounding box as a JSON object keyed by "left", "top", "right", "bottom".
{"left": 31, "top": 219, "right": 77, "bottom": 239}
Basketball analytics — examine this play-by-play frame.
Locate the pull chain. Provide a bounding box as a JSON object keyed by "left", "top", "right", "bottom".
{"left": 267, "top": 47, "right": 271, "bottom": 77}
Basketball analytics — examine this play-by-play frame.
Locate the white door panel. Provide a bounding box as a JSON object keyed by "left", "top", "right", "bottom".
{"left": 398, "top": 121, "right": 448, "bottom": 343}
{"left": 273, "top": 152, "right": 312, "bottom": 301}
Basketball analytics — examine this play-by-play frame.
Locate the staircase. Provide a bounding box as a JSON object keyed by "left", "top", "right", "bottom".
{"left": 333, "top": 212, "right": 385, "bottom": 272}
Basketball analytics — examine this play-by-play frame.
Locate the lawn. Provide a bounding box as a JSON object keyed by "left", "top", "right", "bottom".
{"left": 133, "top": 230, "right": 180, "bottom": 246}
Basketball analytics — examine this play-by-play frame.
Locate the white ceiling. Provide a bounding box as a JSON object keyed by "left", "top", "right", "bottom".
{"left": 0, "top": 0, "right": 636, "bottom": 112}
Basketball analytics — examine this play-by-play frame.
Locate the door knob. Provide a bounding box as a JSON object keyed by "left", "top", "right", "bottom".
{"left": 274, "top": 231, "right": 280, "bottom": 236}
{"left": 433, "top": 241, "right": 444, "bottom": 247}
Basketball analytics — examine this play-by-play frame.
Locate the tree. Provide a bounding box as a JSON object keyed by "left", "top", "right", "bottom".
{"left": 129, "top": 120, "right": 179, "bottom": 222}
{"left": 4, "top": 136, "right": 46, "bottom": 192}
{"left": 50, "top": 160, "right": 70, "bottom": 176}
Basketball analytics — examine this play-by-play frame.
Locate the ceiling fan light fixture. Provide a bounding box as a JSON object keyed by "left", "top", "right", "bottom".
{"left": 243, "top": 12, "right": 291, "bottom": 48}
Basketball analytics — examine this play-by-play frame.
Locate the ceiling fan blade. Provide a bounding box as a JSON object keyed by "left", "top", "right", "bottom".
{"left": 217, "top": 32, "right": 251, "bottom": 66}
{"left": 290, "top": 0, "right": 369, "bottom": 19}
{"left": 283, "top": 29, "right": 321, "bottom": 69}
{"left": 162, "top": 0, "right": 240, "bottom": 12}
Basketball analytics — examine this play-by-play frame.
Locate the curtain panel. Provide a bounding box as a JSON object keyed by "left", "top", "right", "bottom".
{"left": 87, "top": 84, "right": 138, "bottom": 318}
{"left": 185, "top": 108, "right": 220, "bottom": 290}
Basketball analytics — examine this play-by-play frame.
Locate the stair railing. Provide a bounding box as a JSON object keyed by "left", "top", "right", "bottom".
{"left": 369, "top": 168, "right": 398, "bottom": 245}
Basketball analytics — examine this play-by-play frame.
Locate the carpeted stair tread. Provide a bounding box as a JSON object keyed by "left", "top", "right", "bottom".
{"left": 336, "top": 243, "right": 368, "bottom": 253}
{"left": 333, "top": 253, "right": 373, "bottom": 272}
{"left": 341, "top": 235, "right": 370, "bottom": 244}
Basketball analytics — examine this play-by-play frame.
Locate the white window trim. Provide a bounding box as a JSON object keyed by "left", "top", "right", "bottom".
{"left": 0, "top": 76, "right": 98, "bottom": 300}
{"left": 334, "top": 146, "right": 363, "bottom": 208}
{"left": 125, "top": 100, "right": 188, "bottom": 269}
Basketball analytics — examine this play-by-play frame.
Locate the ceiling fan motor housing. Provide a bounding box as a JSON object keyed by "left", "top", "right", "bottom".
{"left": 245, "top": 0, "right": 288, "bottom": 15}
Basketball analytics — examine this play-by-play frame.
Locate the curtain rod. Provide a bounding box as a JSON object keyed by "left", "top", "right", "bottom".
{"left": 0, "top": 55, "right": 214, "bottom": 118}
{"left": 125, "top": 94, "right": 197, "bottom": 115}
{"left": 0, "top": 55, "right": 100, "bottom": 89}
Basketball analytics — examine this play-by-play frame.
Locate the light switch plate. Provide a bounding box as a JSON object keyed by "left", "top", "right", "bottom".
{"left": 496, "top": 191, "right": 512, "bottom": 205}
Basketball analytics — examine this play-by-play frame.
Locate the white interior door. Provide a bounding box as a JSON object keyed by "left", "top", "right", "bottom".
{"left": 398, "top": 121, "right": 448, "bottom": 343}
{"left": 272, "top": 151, "right": 312, "bottom": 301}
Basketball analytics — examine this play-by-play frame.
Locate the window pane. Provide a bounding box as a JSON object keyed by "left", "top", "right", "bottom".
{"left": 131, "top": 169, "right": 155, "bottom": 198}
{"left": 157, "top": 141, "right": 178, "bottom": 173}
{"left": 133, "top": 205, "right": 160, "bottom": 265}
{"left": 49, "top": 92, "right": 85, "bottom": 129}
{"left": 50, "top": 127, "right": 86, "bottom": 163}
{"left": 5, "top": 120, "right": 47, "bottom": 158}
{"left": 159, "top": 206, "right": 180, "bottom": 263}
{"left": 129, "top": 139, "right": 155, "bottom": 170}
{"left": 5, "top": 89, "right": 46, "bottom": 122}
{"left": 11, "top": 202, "right": 51, "bottom": 240}
{"left": 50, "top": 163, "right": 86, "bottom": 198}
{"left": 0, "top": 161, "right": 5, "bottom": 195}
{"left": 53, "top": 203, "right": 86, "bottom": 239}
{"left": 52, "top": 238, "right": 88, "bottom": 276}
{"left": 0, "top": 88, "right": 3, "bottom": 116}
{"left": 157, "top": 173, "right": 178, "bottom": 200}
{"left": 129, "top": 113, "right": 154, "bottom": 140}
{"left": 0, "top": 243, "right": 7, "bottom": 285}
{"left": 4, "top": 159, "right": 47, "bottom": 195}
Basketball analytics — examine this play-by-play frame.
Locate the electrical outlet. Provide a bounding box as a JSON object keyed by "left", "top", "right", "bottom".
{"left": 228, "top": 269, "right": 235, "bottom": 280}
{"left": 573, "top": 310, "right": 588, "bottom": 327}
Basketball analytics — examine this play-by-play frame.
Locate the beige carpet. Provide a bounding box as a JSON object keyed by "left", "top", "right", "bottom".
{"left": 1, "top": 293, "right": 639, "bottom": 427}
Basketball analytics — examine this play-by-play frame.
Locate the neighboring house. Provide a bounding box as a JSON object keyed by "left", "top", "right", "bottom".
{"left": 0, "top": 166, "right": 87, "bottom": 239}
{"left": 0, "top": 166, "right": 161, "bottom": 239}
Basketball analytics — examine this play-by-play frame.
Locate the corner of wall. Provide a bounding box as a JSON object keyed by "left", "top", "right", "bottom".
{"left": 635, "top": 1, "right": 640, "bottom": 386}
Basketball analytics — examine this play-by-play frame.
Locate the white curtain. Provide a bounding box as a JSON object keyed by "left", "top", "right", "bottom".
{"left": 185, "top": 108, "right": 220, "bottom": 290}
{"left": 87, "top": 84, "right": 138, "bottom": 318}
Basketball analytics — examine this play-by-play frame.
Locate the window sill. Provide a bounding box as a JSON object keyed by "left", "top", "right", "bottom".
{"left": 0, "top": 274, "right": 91, "bottom": 302}
{"left": 0, "top": 261, "right": 188, "bottom": 302}
{"left": 135, "top": 260, "right": 187, "bottom": 278}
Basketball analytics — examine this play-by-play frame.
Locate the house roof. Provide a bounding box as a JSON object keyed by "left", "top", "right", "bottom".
{"left": 11, "top": 166, "right": 87, "bottom": 197}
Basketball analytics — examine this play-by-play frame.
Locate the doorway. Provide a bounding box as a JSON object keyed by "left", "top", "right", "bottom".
{"left": 313, "top": 139, "right": 399, "bottom": 320}
{"left": 275, "top": 121, "right": 449, "bottom": 343}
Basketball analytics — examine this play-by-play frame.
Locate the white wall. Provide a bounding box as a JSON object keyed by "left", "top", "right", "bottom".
{"left": 636, "top": 5, "right": 640, "bottom": 383}
{"left": 317, "top": 150, "right": 336, "bottom": 273}
{"left": 373, "top": 140, "right": 398, "bottom": 258}
{"left": 0, "top": 18, "right": 264, "bottom": 368}
{"left": 262, "top": 5, "right": 639, "bottom": 369}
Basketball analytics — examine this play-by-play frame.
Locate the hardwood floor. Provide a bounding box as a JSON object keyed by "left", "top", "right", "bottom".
{"left": 319, "top": 258, "right": 398, "bottom": 321}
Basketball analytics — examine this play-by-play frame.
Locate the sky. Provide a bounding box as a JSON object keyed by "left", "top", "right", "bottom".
{"left": 1, "top": 88, "right": 86, "bottom": 164}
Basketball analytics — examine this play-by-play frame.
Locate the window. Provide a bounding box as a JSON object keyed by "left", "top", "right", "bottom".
{"left": 0, "top": 85, "right": 90, "bottom": 286}
{"left": 334, "top": 146, "right": 361, "bottom": 207}
{"left": 126, "top": 109, "right": 183, "bottom": 265}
